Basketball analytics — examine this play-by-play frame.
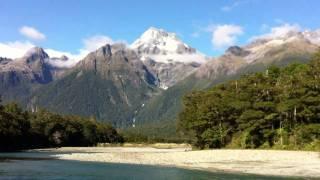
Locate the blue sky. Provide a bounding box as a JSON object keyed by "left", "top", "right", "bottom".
{"left": 1, "top": 0, "right": 320, "bottom": 58}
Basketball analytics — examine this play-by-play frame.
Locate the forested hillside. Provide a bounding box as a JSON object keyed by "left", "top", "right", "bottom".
{"left": 178, "top": 51, "right": 320, "bottom": 150}
{"left": 0, "top": 101, "right": 123, "bottom": 151}
{"left": 135, "top": 39, "right": 317, "bottom": 137}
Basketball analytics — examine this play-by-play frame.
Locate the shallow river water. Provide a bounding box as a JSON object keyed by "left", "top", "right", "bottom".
{"left": 0, "top": 152, "right": 301, "bottom": 180}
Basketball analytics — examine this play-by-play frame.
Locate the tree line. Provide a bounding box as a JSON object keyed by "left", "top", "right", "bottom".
{"left": 178, "top": 51, "right": 320, "bottom": 150}
{"left": 0, "top": 101, "right": 123, "bottom": 151}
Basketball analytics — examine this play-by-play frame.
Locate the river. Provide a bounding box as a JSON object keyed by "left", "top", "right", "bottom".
{"left": 0, "top": 151, "right": 297, "bottom": 179}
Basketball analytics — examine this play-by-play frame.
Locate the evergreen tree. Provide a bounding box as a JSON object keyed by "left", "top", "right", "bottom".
{"left": 178, "top": 50, "right": 320, "bottom": 150}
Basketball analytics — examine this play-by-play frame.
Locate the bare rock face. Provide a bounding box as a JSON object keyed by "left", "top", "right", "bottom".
{"left": 77, "top": 43, "right": 158, "bottom": 87}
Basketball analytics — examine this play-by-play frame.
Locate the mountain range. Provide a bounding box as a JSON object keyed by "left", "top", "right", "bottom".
{"left": 0, "top": 27, "right": 319, "bottom": 130}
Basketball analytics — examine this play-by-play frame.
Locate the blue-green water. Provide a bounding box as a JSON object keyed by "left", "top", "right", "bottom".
{"left": 0, "top": 152, "right": 301, "bottom": 180}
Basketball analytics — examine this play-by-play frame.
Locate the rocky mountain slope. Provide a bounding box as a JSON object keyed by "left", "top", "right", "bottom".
{"left": 0, "top": 47, "right": 67, "bottom": 101}
{"left": 28, "top": 44, "right": 159, "bottom": 127}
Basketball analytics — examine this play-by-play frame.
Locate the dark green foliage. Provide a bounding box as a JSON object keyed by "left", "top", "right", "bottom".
{"left": 0, "top": 101, "right": 123, "bottom": 151}
{"left": 29, "top": 69, "right": 156, "bottom": 128}
{"left": 122, "top": 119, "right": 191, "bottom": 143}
{"left": 178, "top": 51, "right": 320, "bottom": 150}
{"left": 0, "top": 102, "right": 31, "bottom": 151}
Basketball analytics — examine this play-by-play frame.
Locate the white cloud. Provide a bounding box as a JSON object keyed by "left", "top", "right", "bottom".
{"left": 251, "top": 23, "right": 301, "bottom": 40}
{"left": 208, "top": 24, "right": 244, "bottom": 49}
{"left": 19, "top": 26, "right": 46, "bottom": 41}
{"left": 0, "top": 41, "right": 35, "bottom": 58}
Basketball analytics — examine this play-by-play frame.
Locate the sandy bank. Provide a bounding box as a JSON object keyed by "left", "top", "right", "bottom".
{"left": 47, "top": 147, "right": 320, "bottom": 177}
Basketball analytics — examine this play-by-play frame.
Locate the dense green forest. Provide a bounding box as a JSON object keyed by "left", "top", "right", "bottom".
{"left": 178, "top": 52, "right": 320, "bottom": 150}
{"left": 0, "top": 101, "right": 123, "bottom": 151}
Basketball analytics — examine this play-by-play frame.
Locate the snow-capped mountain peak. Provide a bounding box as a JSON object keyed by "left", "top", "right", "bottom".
{"left": 130, "top": 27, "right": 206, "bottom": 64}
{"left": 131, "top": 27, "right": 192, "bottom": 53}
{"left": 134, "top": 27, "right": 180, "bottom": 45}
{"left": 130, "top": 27, "right": 207, "bottom": 89}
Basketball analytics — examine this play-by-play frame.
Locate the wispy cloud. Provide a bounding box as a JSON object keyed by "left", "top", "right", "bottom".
{"left": 221, "top": 0, "right": 251, "bottom": 12}
{"left": 19, "top": 26, "right": 46, "bottom": 41}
